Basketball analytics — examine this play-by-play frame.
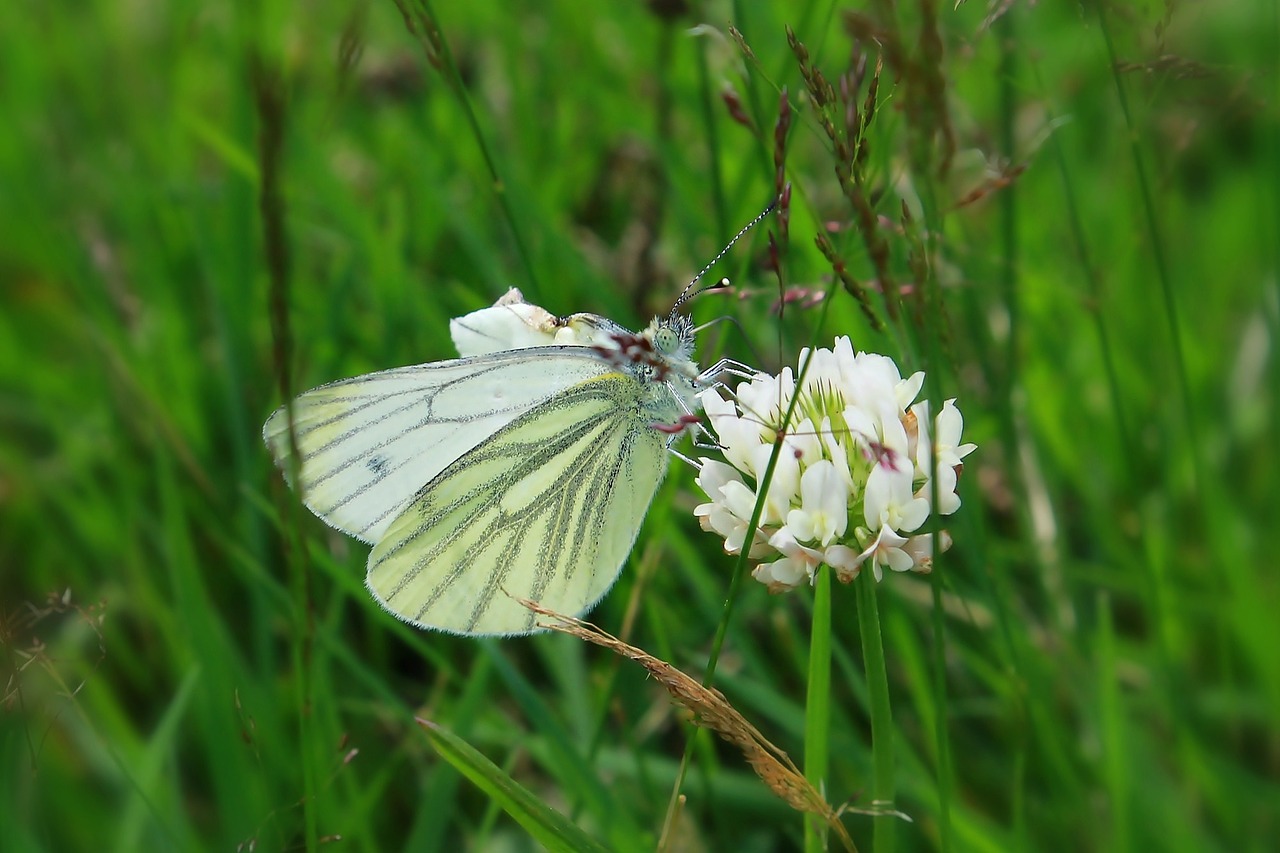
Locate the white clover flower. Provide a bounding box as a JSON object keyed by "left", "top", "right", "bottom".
{"left": 694, "top": 337, "right": 974, "bottom": 591}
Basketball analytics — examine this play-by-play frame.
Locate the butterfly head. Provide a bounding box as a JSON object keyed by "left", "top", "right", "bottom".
{"left": 652, "top": 312, "right": 696, "bottom": 367}
{"left": 585, "top": 312, "right": 699, "bottom": 388}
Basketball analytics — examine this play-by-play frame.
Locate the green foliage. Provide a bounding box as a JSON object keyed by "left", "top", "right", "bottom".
{"left": 2, "top": 0, "right": 1277, "bottom": 850}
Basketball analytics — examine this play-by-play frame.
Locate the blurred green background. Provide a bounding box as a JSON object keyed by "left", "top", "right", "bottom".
{"left": 2, "top": 0, "right": 1276, "bottom": 850}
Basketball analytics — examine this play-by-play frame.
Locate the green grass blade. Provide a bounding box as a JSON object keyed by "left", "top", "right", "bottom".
{"left": 417, "top": 719, "right": 613, "bottom": 853}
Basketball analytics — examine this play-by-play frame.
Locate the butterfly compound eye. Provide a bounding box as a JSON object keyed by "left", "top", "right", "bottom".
{"left": 654, "top": 325, "right": 679, "bottom": 355}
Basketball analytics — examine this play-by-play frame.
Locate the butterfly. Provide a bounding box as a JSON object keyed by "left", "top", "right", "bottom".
{"left": 264, "top": 288, "right": 722, "bottom": 636}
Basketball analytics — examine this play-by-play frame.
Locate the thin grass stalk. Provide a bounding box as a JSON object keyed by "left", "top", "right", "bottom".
{"left": 1095, "top": 592, "right": 1131, "bottom": 851}
{"left": 1039, "top": 95, "right": 1132, "bottom": 450}
{"left": 661, "top": 378, "right": 800, "bottom": 844}
{"left": 991, "top": 15, "right": 1033, "bottom": 844}
{"left": 890, "top": 12, "right": 957, "bottom": 848}
{"left": 663, "top": 277, "right": 841, "bottom": 841}
{"left": 912, "top": 169, "right": 955, "bottom": 853}
{"left": 1270, "top": 0, "right": 1280, "bottom": 429}
{"left": 697, "top": 272, "right": 840, "bottom": 687}
{"left": 253, "top": 53, "right": 320, "bottom": 851}
{"left": 729, "top": 3, "right": 771, "bottom": 136}
{"left": 1260, "top": 0, "right": 1280, "bottom": 581}
{"left": 1093, "top": 2, "right": 1214, "bottom": 820}
{"left": 395, "top": 0, "right": 540, "bottom": 295}
{"left": 926, "top": 559, "right": 953, "bottom": 851}
{"left": 1265, "top": 6, "right": 1280, "bottom": 743}
{"left": 905, "top": 174, "right": 956, "bottom": 853}
{"left": 803, "top": 564, "right": 833, "bottom": 853}
{"left": 1091, "top": 0, "right": 1200, "bottom": 487}
{"left": 856, "top": 565, "right": 894, "bottom": 853}
{"left": 1033, "top": 69, "right": 1187, "bottom": 811}
{"left": 994, "top": 5, "right": 1021, "bottom": 463}
{"left": 693, "top": 37, "right": 730, "bottom": 244}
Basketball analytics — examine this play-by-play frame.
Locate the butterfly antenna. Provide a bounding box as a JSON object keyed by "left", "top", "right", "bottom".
{"left": 672, "top": 198, "right": 778, "bottom": 311}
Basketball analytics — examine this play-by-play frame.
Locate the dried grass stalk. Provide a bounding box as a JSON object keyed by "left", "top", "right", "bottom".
{"left": 520, "top": 600, "right": 859, "bottom": 853}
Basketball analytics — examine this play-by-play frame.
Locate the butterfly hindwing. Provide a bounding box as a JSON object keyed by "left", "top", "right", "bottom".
{"left": 365, "top": 373, "right": 669, "bottom": 635}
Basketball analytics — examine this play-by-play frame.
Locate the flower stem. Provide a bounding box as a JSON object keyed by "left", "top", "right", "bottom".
{"left": 804, "top": 564, "right": 833, "bottom": 853}
{"left": 856, "top": 567, "right": 896, "bottom": 853}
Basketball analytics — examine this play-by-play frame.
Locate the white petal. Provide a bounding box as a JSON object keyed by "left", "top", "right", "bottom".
{"left": 896, "top": 370, "right": 925, "bottom": 411}
{"left": 821, "top": 417, "right": 858, "bottom": 497}
{"left": 752, "top": 556, "right": 810, "bottom": 592}
{"left": 910, "top": 400, "right": 931, "bottom": 478}
{"left": 695, "top": 459, "right": 741, "bottom": 501}
{"left": 863, "top": 463, "right": 894, "bottom": 528}
{"left": 798, "top": 459, "right": 848, "bottom": 545}
{"left": 777, "top": 531, "right": 817, "bottom": 562}
{"left": 783, "top": 417, "right": 823, "bottom": 466}
{"left": 885, "top": 547, "right": 915, "bottom": 573}
{"left": 919, "top": 465, "right": 961, "bottom": 516}
{"left": 749, "top": 442, "right": 800, "bottom": 524}
{"left": 898, "top": 492, "right": 931, "bottom": 532}
{"left": 902, "top": 530, "right": 951, "bottom": 573}
{"left": 721, "top": 479, "right": 760, "bottom": 522}
{"left": 824, "top": 544, "right": 865, "bottom": 583}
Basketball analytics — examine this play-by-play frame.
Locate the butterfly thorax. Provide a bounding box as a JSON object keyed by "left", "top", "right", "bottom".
{"left": 448, "top": 289, "right": 702, "bottom": 432}
{"left": 580, "top": 313, "right": 700, "bottom": 431}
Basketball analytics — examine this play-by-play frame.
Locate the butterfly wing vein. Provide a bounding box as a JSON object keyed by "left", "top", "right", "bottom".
{"left": 365, "top": 375, "right": 669, "bottom": 635}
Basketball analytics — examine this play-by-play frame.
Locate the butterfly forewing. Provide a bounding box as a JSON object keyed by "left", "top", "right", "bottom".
{"left": 263, "top": 349, "right": 615, "bottom": 544}
{"left": 365, "top": 373, "right": 669, "bottom": 635}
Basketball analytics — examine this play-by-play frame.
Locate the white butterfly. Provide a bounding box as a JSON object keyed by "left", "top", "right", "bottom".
{"left": 264, "top": 288, "right": 721, "bottom": 636}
